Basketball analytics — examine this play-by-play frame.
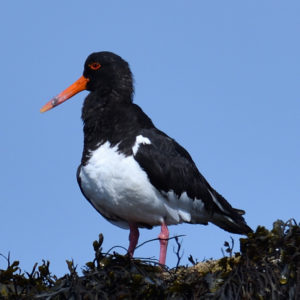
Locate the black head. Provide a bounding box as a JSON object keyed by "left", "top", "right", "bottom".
{"left": 40, "top": 51, "right": 134, "bottom": 113}
{"left": 83, "top": 52, "right": 134, "bottom": 99}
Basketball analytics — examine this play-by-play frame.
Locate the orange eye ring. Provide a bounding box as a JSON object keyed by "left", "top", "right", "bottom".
{"left": 89, "top": 62, "right": 101, "bottom": 70}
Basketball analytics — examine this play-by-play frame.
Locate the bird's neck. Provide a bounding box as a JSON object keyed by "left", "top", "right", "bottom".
{"left": 80, "top": 90, "right": 151, "bottom": 165}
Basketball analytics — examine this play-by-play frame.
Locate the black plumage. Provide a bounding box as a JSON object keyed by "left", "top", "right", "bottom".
{"left": 41, "top": 51, "right": 252, "bottom": 265}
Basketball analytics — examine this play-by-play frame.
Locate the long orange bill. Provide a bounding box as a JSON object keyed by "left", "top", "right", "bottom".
{"left": 40, "top": 76, "right": 89, "bottom": 113}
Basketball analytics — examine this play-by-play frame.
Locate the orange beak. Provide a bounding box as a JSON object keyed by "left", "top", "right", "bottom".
{"left": 40, "top": 76, "right": 89, "bottom": 113}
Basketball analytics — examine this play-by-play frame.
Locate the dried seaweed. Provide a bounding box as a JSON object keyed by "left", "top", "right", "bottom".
{"left": 1, "top": 219, "right": 299, "bottom": 299}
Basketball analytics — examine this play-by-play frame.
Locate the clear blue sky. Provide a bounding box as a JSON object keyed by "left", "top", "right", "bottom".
{"left": 1, "top": 1, "right": 299, "bottom": 276}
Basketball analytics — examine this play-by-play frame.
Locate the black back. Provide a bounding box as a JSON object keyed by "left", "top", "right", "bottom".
{"left": 78, "top": 51, "right": 252, "bottom": 235}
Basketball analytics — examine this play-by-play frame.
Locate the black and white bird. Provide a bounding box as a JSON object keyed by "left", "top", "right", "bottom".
{"left": 41, "top": 51, "right": 252, "bottom": 265}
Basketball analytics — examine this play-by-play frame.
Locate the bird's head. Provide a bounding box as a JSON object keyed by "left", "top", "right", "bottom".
{"left": 40, "top": 51, "right": 133, "bottom": 113}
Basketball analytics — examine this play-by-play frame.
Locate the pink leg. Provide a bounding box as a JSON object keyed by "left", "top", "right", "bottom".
{"left": 128, "top": 223, "right": 139, "bottom": 257}
{"left": 158, "top": 222, "right": 169, "bottom": 265}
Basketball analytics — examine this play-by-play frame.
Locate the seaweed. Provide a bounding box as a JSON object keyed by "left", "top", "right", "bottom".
{"left": 1, "top": 219, "right": 299, "bottom": 299}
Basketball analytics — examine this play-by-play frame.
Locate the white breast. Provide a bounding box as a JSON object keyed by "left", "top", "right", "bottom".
{"left": 79, "top": 139, "right": 209, "bottom": 229}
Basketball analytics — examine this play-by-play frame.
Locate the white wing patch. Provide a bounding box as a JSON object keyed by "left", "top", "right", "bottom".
{"left": 208, "top": 189, "right": 227, "bottom": 214}
{"left": 132, "top": 135, "right": 151, "bottom": 155}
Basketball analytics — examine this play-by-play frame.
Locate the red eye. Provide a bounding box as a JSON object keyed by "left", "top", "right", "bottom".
{"left": 89, "top": 62, "right": 101, "bottom": 70}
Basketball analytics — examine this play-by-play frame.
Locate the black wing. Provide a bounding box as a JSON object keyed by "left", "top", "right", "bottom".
{"left": 134, "top": 128, "right": 252, "bottom": 234}
{"left": 134, "top": 129, "right": 218, "bottom": 211}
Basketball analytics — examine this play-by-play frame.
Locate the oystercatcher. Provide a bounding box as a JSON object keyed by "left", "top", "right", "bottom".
{"left": 41, "top": 52, "right": 252, "bottom": 265}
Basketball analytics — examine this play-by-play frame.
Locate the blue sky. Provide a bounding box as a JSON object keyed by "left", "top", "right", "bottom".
{"left": 1, "top": 1, "right": 299, "bottom": 276}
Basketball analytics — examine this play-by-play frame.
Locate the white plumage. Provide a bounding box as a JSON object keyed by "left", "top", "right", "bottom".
{"left": 79, "top": 140, "right": 210, "bottom": 229}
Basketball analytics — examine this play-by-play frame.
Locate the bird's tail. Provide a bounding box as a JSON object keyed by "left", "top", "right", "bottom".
{"left": 208, "top": 190, "right": 253, "bottom": 235}
{"left": 212, "top": 210, "right": 253, "bottom": 235}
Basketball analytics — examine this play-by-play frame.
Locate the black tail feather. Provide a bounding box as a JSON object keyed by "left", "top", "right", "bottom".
{"left": 212, "top": 211, "right": 253, "bottom": 235}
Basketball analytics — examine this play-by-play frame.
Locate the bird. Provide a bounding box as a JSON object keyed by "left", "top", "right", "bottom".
{"left": 40, "top": 51, "right": 252, "bottom": 265}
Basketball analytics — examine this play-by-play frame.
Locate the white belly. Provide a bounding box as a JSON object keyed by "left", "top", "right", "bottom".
{"left": 79, "top": 141, "right": 209, "bottom": 229}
